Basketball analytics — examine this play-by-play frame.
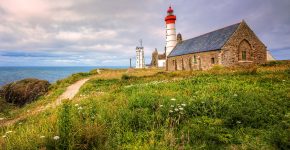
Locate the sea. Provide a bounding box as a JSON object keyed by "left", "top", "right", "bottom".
{"left": 0, "top": 66, "right": 127, "bottom": 87}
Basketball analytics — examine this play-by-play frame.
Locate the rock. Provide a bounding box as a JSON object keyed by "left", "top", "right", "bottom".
{"left": 0, "top": 78, "right": 50, "bottom": 106}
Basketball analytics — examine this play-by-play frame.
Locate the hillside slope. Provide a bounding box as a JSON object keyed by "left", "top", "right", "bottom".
{"left": 0, "top": 63, "right": 290, "bottom": 149}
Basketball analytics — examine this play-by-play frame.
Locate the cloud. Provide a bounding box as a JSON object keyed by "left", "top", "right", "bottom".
{"left": 0, "top": 0, "right": 289, "bottom": 66}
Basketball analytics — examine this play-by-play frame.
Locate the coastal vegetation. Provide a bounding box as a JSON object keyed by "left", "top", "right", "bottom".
{"left": 0, "top": 61, "right": 290, "bottom": 149}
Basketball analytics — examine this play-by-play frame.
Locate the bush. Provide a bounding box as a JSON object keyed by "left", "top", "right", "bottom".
{"left": 121, "top": 74, "right": 136, "bottom": 80}
{"left": 0, "top": 78, "right": 50, "bottom": 106}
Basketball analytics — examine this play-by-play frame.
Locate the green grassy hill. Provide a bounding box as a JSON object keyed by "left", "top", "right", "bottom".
{"left": 1, "top": 62, "right": 290, "bottom": 149}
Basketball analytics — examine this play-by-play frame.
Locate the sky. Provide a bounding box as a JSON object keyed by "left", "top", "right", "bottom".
{"left": 0, "top": 0, "right": 289, "bottom": 66}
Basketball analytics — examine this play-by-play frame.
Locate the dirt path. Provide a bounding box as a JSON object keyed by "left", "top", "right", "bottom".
{"left": 54, "top": 78, "right": 89, "bottom": 106}
{"left": 0, "top": 78, "right": 90, "bottom": 127}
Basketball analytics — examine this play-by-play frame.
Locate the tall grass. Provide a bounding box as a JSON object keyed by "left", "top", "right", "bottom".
{"left": 0, "top": 62, "right": 289, "bottom": 149}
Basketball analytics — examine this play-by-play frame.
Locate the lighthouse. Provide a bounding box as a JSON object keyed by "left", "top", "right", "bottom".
{"left": 165, "top": 6, "right": 177, "bottom": 57}
{"left": 136, "top": 40, "right": 145, "bottom": 69}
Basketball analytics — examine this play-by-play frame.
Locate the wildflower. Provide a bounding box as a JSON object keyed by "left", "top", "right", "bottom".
{"left": 181, "top": 104, "right": 186, "bottom": 107}
{"left": 2, "top": 135, "right": 6, "bottom": 138}
{"left": 170, "top": 105, "right": 174, "bottom": 108}
{"left": 174, "top": 108, "right": 179, "bottom": 112}
{"left": 0, "top": 118, "right": 4, "bottom": 121}
{"left": 78, "top": 107, "right": 83, "bottom": 110}
{"left": 171, "top": 98, "right": 176, "bottom": 101}
{"left": 234, "top": 94, "right": 238, "bottom": 97}
{"left": 236, "top": 121, "right": 241, "bottom": 124}
{"left": 179, "top": 107, "right": 184, "bottom": 111}
{"left": 53, "top": 136, "right": 60, "bottom": 140}
{"left": 159, "top": 105, "right": 164, "bottom": 107}
{"left": 169, "top": 110, "right": 173, "bottom": 113}
{"left": 75, "top": 104, "right": 79, "bottom": 107}
{"left": 40, "top": 136, "right": 45, "bottom": 139}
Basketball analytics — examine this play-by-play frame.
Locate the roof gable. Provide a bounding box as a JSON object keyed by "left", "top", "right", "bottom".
{"left": 168, "top": 23, "right": 240, "bottom": 57}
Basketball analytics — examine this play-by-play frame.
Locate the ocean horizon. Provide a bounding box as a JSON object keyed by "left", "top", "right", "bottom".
{"left": 0, "top": 66, "right": 128, "bottom": 87}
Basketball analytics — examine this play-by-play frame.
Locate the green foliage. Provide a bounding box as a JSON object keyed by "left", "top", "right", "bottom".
{"left": 1, "top": 64, "right": 289, "bottom": 149}
{"left": 57, "top": 100, "right": 73, "bottom": 150}
{"left": 121, "top": 74, "right": 137, "bottom": 80}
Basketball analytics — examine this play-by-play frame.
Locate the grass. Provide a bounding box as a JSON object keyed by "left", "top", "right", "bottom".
{"left": 0, "top": 61, "right": 290, "bottom": 149}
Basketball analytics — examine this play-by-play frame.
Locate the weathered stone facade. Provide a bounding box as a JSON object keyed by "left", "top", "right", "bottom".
{"left": 167, "top": 21, "right": 267, "bottom": 71}
{"left": 167, "top": 50, "right": 221, "bottom": 71}
{"left": 221, "top": 21, "right": 267, "bottom": 66}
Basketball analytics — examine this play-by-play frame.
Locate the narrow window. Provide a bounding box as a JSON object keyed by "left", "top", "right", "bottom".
{"left": 193, "top": 55, "right": 197, "bottom": 64}
{"left": 242, "top": 51, "right": 246, "bottom": 61}
{"left": 211, "top": 58, "right": 215, "bottom": 64}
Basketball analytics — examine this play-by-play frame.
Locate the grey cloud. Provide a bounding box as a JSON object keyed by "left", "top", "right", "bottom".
{"left": 0, "top": 0, "right": 289, "bottom": 66}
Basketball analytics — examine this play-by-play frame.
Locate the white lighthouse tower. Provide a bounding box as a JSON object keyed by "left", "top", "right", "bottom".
{"left": 165, "top": 6, "right": 177, "bottom": 57}
{"left": 136, "top": 40, "right": 145, "bottom": 69}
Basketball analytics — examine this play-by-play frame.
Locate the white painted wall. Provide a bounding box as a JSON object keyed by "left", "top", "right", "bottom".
{"left": 158, "top": 59, "right": 166, "bottom": 68}
{"left": 136, "top": 47, "right": 145, "bottom": 68}
{"left": 166, "top": 23, "right": 177, "bottom": 56}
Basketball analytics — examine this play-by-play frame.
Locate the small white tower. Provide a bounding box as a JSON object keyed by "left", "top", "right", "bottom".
{"left": 165, "top": 6, "right": 177, "bottom": 57}
{"left": 136, "top": 40, "right": 145, "bottom": 69}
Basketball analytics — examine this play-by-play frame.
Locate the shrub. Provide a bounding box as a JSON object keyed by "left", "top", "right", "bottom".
{"left": 121, "top": 74, "right": 136, "bottom": 80}
{"left": 0, "top": 78, "right": 50, "bottom": 106}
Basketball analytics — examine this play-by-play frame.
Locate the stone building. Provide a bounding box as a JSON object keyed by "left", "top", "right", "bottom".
{"left": 167, "top": 21, "right": 268, "bottom": 71}
{"left": 150, "top": 49, "right": 166, "bottom": 68}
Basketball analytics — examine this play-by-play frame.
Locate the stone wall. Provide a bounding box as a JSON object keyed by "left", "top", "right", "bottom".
{"left": 167, "top": 21, "right": 267, "bottom": 71}
{"left": 221, "top": 21, "right": 267, "bottom": 66}
{"left": 167, "top": 50, "right": 220, "bottom": 71}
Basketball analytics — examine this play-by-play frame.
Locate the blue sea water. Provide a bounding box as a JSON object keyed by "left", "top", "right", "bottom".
{"left": 0, "top": 66, "right": 127, "bottom": 87}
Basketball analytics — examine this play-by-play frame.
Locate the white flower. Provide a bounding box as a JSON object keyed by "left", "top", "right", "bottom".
{"left": 236, "top": 121, "right": 241, "bottom": 124}
{"left": 78, "top": 107, "right": 83, "bottom": 110}
{"left": 40, "top": 136, "right": 45, "bottom": 138}
{"left": 170, "top": 105, "right": 174, "bottom": 108}
{"left": 181, "top": 104, "right": 186, "bottom": 107}
{"left": 171, "top": 98, "right": 176, "bottom": 101}
{"left": 2, "top": 135, "right": 6, "bottom": 138}
{"left": 0, "top": 118, "right": 4, "bottom": 121}
{"left": 179, "top": 107, "right": 184, "bottom": 111}
{"left": 174, "top": 108, "right": 179, "bottom": 112}
{"left": 234, "top": 94, "right": 238, "bottom": 97}
{"left": 159, "top": 105, "right": 163, "bottom": 107}
{"left": 169, "top": 110, "right": 173, "bottom": 113}
{"left": 53, "top": 136, "right": 60, "bottom": 140}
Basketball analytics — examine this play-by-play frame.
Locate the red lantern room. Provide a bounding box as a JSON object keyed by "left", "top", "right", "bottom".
{"left": 165, "top": 6, "right": 176, "bottom": 24}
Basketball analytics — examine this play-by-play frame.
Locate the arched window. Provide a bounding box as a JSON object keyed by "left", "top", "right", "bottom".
{"left": 238, "top": 40, "right": 252, "bottom": 61}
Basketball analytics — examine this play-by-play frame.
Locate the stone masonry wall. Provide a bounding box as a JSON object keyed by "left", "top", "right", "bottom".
{"left": 221, "top": 21, "right": 267, "bottom": 66}
{"left": 167, "top": 50, "right": 221, "bottom": 71}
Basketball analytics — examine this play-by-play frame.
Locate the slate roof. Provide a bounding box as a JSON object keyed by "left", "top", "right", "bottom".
{"left": 168, "top": 23, "right": 241, "bottom": 57}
